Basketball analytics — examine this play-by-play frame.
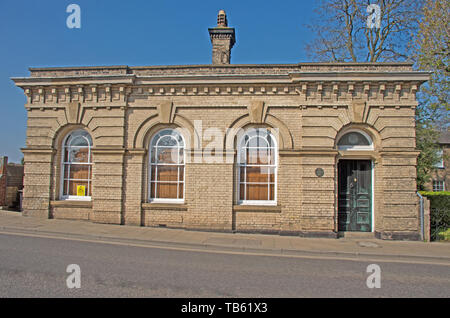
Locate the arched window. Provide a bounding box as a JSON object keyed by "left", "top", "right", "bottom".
{"left": 238, "top": 128, "right": 277, "bottom": 204}
{"left": 337, "top": 131, "right": 374, "bottom": 151}
{"left": 61, "top": 129, "right": 93, "bottom": 200}
{"left": 149, "top": 129, "right": 185, "bottom": 202}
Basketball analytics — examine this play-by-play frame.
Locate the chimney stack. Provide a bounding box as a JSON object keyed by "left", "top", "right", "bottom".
{"left": 208, "top": 10, "right": 236, "bottom": 65}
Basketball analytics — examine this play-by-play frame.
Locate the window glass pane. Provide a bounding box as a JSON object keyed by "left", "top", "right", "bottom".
{"left": 70, "top": 136, "right": 89, "bottom": 147}
{"left": 156, "top": 182, "right": 178, "bottom": 199}
{"left": 170, "top": 130, "right": 184, "bottom": 147}
{"left": 66, "top": 164, "right": 89, "bottom": 180}
{"left": 156, "top": 147, "right": 178, "bottom": 164}
{"left": 67, "top": 130, "right": 92, "bottom": 146}
{"left": 246, "top": 166, "right": 267, "bottom": 183}
{"left": 68, "top": 180, "right": 89, "bottom": 196}
{"left": 246, "top": 184, "right": 268, "bottom": 201}
{"left": 69, "top": 147, "right": 90, "bottom": 163}
{"left": 178, "top": 166, "right": 184, "bottom": 181}
{"left": 158, "top": 135, "right": 177, "bottom": 147}
{"left": 157, "top": 166, "right": 178, "bottom": 182}
{"left": 239, "top": 149, "right": 246, "bottom": 163}
{"left": 269, "top": 184, "right": 275, "bottom": 200}
{"left": 245, "top": 166, "right": 275, "bottom": 183}
{"left": 268, "top": 167, "right": 275, "bottom": 183}
{"left": 179, "top": 149, "right": 184, "bottom": 164}
{"left": 434, "top": 149, "right": 444, "bottom": 168}
{"left": 247, "top": 136, "right": 269, "bottom": 148}
{"left": 338, "top": 132, "right": 370, "bottom": 146}
{"left": 178, "top": 183, "right": 184, "bottom": 199}
{"left": 246, "top": 148, "right": 271, "bottom": 164}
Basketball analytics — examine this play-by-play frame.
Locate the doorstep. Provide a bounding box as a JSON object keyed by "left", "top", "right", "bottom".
{"left": 338, "top": 232, "right": 376, "bottom": 239}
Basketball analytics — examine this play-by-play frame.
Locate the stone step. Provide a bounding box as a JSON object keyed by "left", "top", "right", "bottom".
{"left": 338, "top": 232, "right": 376, "bottom": 239}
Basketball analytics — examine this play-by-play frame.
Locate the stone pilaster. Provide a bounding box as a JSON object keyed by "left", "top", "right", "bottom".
{"left": 91, "top": 147, "right": 125, "bottom": 224}
{"left": 122, "top": 148, "right": 146, "bottom": 226}
{"left": 21, "top": 148, "right": 55, "bottom": 218}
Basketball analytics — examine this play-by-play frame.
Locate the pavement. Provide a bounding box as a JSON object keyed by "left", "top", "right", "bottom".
{"left": 1, "top": 210, "right": 449, "bottom": 264}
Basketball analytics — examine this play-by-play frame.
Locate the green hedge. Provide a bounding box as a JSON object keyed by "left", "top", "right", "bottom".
{"left": 419, "top": 192, "right": 450, "bottom": 241}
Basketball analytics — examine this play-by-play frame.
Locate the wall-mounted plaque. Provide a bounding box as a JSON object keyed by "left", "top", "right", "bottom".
{"left": 315, "top": 168, "right": 324, "bottom": 177}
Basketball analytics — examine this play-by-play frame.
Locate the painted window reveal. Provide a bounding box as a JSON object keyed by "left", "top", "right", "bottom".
{"left": 337, "top": 131, "right": 373, "bottom": 151}
{"left": 61, "top": 129, "right": 93, "bottom": 199}
{"left": 238, "top": 128, "right": 277, "bottom": 204}
{"left": 149, "top": 129, "right": 185, "bottom": 201}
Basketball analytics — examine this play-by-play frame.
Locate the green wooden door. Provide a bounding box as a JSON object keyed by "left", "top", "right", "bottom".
{"left": 338, "top": 160, "right": 372, "bottom": 232}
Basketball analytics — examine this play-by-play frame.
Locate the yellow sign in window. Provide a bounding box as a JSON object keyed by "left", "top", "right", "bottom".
{"left": 77, "top": 185, "right": 86, "bottom": 196}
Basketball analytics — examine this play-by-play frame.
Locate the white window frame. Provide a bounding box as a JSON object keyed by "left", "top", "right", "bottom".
{"left": 60, "top": 130, "right": 93, "bottom": 201}
{"left": 337, "top": 130, "right": 374, "bottom": 151}
{"left": 432, "top": 180, "right": 445, "bottom": 192}
{"left": 148, "top": 129, "right": 185, "bottom": 204}
{"left": 237, "top": 128, "right": 278, "bottom": 206}
{"left": 434, "top": 148, "right": 444, "bottom": 169}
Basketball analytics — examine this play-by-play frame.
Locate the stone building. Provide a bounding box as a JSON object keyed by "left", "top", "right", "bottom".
{"left": 12, "top": 11, "right": 429, "bottom": 239}
{"left": 0, "top": 156, "right": 24, "bottom": 209}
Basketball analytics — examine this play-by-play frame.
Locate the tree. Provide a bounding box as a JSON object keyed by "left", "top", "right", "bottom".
{"left": 414, "top": 0, "right": 449, "bottom": 129}
{"left": 413, "top": 0, "right": 449, "bottom": 190}
{"left": 305, "top": 0, "right": 424, "bottom": 62}
{"left": 415, "top": 117, "right": 441, "bottom": 190}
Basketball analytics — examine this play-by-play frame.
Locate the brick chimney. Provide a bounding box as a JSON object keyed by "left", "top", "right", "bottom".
{"left": 208, "top": 10, "right": 236, "bottom": 65}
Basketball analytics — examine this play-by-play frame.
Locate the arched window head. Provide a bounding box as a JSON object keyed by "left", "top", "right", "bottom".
{"left": 337, "top": 131, "right": 373, "bottom": 151}
{"left": 238, "top": 128, "right": 277, "bottom": 204}
{"left": 61, "top": 129, "right": 93, "bottom": 200}
{"left": 149, "top": 129, "right": 185, "bottom": 202}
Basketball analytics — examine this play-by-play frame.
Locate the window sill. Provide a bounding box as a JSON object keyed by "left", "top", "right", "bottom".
{"left": 50, "top": 200, "right": 93, "bottom": 208}
{"left": 233, "top": 205, "right": 281, "bottom": 213}
{"left": 142, "top": 202, "right": 188, "bottom": 211}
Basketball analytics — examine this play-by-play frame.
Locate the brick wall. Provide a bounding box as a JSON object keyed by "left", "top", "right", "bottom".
{"left": 0, "top": 157, "right": 7, "bottom": 206}
{"left": 13, "top": 63, "right": 428, "bottom": 240}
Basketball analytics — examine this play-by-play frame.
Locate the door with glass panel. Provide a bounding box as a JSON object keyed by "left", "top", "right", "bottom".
{"left": 338, "top": 160, "right": 372, "bottom": 232}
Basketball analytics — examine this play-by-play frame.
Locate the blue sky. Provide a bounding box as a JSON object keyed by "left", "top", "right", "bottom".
{"left": 0, "top": 0, "right": 316, "bottom": 163}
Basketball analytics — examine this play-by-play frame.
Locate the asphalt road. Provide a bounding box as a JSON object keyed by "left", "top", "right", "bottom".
{"left": 0, "top": 232, "right": 449, "bottom": 298}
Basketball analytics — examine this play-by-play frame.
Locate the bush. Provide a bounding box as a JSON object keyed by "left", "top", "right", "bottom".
{"left": 419, "top": 191, "right": 450, "bottom": 241}
{"left": 438, "top": 228, "right": 450, "bottom": 241}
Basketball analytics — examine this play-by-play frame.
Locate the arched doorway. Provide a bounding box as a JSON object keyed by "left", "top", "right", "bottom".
{"left": 337, "top": 131, "right": 374, "bottom": 232}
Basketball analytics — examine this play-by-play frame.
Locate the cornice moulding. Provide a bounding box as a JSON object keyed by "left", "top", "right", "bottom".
{"left": 289, "top": 72, "right": 430, "bottom": 83}
{"left": 11, "top": 75, "right": 135, "bottom": 87}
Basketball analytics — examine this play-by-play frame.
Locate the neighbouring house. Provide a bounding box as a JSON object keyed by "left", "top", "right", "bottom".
{"left": 11, "top": 11, "right": 430, "bottom": 240}
{"left": 0, "top": 156, "right": 24, "bottom": 209}
{"left": 427, "top": 131, "right": 450, "bottom": 192}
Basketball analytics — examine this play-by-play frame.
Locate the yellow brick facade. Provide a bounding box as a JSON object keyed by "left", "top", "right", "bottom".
{"left": 12, "top": 61, "right": 429, "bottom": 240}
